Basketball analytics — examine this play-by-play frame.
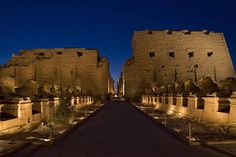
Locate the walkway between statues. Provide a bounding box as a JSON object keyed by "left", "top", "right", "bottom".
{"left": 18, "top": 101, "right": 227, "bottom": 157}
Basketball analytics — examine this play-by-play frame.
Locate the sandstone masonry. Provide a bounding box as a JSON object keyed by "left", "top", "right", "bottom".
{"left": 123, "top": 30, "right": 235, "bottom": 98}
{"left": 0, "top": 48, "right": 113, "bottom": 96}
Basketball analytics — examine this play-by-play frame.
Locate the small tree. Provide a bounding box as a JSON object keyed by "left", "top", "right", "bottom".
{"left": 54, "top": 98, "right": 72, "bottom": 123}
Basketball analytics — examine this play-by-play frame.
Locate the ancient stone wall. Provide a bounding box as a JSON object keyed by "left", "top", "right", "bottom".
{"left": 0, "top": 48, "right": 110, "bottom": 96}
{"left": 124, "top": 30, "right": 235, "bottom": 98}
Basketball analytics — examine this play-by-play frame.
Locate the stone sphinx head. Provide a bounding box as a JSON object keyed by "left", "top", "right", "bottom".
{"left": 74, "top": 85, "right": 82, "bottom": 96}
{"left": 15, "top": 80, "right": 38, "bottom": 98}
{"left": 38, "top": 82, "right": 52, "bottom": 98}
{"left": 68, "top": 86, "right": 74, "bottom": 94}
{"left": 184, "top": 79, "right": 199, "bottom": 94}
{"left": 218, "top": 78, "right": 236, "bottom": 93}
{"left": 151, "top": 82, "right": 159, "bottom": 93}
{"left": 198, "top": 76, "right": 219, "bottom": 94}
{"left": 50, "top": 84, "right": 61, "bottom": 97}
{"left": 0, "top": 76, "right": 15, "bottom": 98}
{"left": 167, "top": 83, "right": 175, "bottom": 94}
{"left": 160, "top": 85, "right": 168, "bottom": 94}
{"left": 175, "top": 81, "right": 185, "bottom": 94}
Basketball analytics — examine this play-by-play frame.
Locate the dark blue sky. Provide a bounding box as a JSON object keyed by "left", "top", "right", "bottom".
{"left": 0, "top": 0, "right": 235, "bottom": 82}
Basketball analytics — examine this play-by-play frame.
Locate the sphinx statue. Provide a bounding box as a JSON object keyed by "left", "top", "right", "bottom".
{"left": 73, "top": 85, "right": 82, "bottom": 96}
{"left": 184, "top": 79, "right": 199, "bottom": 94}
{"left": 197, "top": 76, "right": 219, "bottom": 96}
{"left": 175, "top": 81, "right": 185, "bottom": 94}
{"left": 68, "top": 86, "right": 74, "bottom": 95}
{"left": 38, "top": 82, "right": 52, "bottom": 98}
{"left": 50, "top": 83, "right": 61, "bottom": 97}
{"left": 61, "top": 86, "right": 68, "bottom": 97}
{"left": 15, "top": 80, "right": 38, "bottom": 98}
{"left": 151, "top": 82, "right": 159, "bottom": 93}
{"left": 160, "top": 85, "right": 168, "bottom": 95}
{"left": 61, "top": 86, "right": 74, "bottom": 97}
{"left": 218, "top": 78, "right": 236, "bottom": 93}
{"left": 0, "top": 76, "right": 15, "bottom": 98}
{"left": 167, "top": 83, "right": 175, "bottom": 94}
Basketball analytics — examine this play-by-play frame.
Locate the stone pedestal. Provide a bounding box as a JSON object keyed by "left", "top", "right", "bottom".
{"left": 166, "top": 96, "right": 176, "bottom": 111}
{"left": 75, "top": 97, "right": 80, "bottom": 105}
{"left": 202, "top": 97, "right": 229, "bottom": 123}
{"left": 33, "top": 98, "right": 50, "bottom": 119}
{"left": 202, "top": 97, "right": 219, "bottom": 122}
{"left": 71, "top": 97, "right": 75, "bottom": 106}
{"left": 141, "top": 96, "right": 146, "bottom": 104}
{"left": 187, "top": 96, "right": 197, "bottom": 116}
{"left": 2, "top": 98, "right": 33, "bottom": 123}
{"left": 228, "top": 97, "right": 236, "bottom": 124}
{"left": 50, "top": 97, "right": 60, "bottom": 107}
{"left": 87, "top": 96, "right": 92, "bottom": 105}
{"left": 175, "top": 96, "right": 183, "bottom": 113}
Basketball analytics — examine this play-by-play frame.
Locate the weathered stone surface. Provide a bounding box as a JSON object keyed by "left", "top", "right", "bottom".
{"left": 184, "top": 79, "right": 199, "bottom": 94}
{"left": 167, "top": 83, "right": 175, "bottom": 94}
{"left": 0, "top": 76, "right": 15, "bottom": 97}
{"left": 218, "top": 78, "right": 236, "bottom": 92}
{"left": 198, "top": 76, "right": 219, "bottom": 94}
{"left": 0, "top": 48, "right": 113, "bottom": 96}
{"left": 160, "top": 85, "right": 168, "bottom": 94}
{"left": 123, "top": 30, "right": 235, "bottom": 98}
{"left": 150, "top": 82, "right": 158, "bottom": 93}
{"left": 175, "top": 81, "right": 185, "bottom": 94}
{"left": 50, "top": 84, "right": 61, "bottom": 97}
{"left": 73, "top": 85, "right": 82, "bottom": 96}
{"left": 38, "top": 82, "right": 51, "bottom": 98}
{"left": 15, "top": 80, "right": 38, "bottom": 98}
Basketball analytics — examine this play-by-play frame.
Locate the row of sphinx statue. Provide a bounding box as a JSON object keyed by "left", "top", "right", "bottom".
{"left": 0, "top": 76, "right": 86, "bottom": 99}
{"left": 148, "top": 76, "right": 236, "bottom": 97}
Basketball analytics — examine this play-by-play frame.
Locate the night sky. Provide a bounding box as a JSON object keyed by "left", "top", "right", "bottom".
{"left": 0, "top": 0, "right": 235, "bottom": 82}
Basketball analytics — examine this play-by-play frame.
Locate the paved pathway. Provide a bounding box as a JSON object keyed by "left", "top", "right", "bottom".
{"left": 28, "top": 101, "right": 227, "bottom": 157}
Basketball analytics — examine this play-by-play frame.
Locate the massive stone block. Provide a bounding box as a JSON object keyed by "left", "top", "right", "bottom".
{"left": 123, "top": 30, "right": 235, "bottom": 98}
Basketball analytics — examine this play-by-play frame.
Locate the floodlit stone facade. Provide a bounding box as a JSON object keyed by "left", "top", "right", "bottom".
{"left": 142, "top": 93, "right": 236, "bottom": 135}
{"left": 0, "top": 96, "right": 93, "bottom": 132}
{"left": 0, "top": 48, "right": 113, "bottom": 96}
{"left": 123, "top": 30, "right": 235, "bottom": 98}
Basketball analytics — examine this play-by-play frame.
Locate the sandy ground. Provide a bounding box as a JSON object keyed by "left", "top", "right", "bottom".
{"left": 21, "top": 101, "right": 228, "bottom": 157}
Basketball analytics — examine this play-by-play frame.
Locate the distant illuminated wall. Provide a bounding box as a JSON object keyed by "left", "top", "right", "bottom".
{"left": 0, "top": 48, "right": 110, "bottom": 96}
{"left": 124, "top": 30, "right": 235, "bottom": 98}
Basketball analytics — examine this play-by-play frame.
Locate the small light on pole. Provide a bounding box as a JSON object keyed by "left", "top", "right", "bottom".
{"left": 49, "top": 103, "right": 54, "bottom": 145}
{"left": 84, "top": 97, "right": 87, "bottom": 118}
{"left": 188, "top": 120, "right": 192, "bottom": 143}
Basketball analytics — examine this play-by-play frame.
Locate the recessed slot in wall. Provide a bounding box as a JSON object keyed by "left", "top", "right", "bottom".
{"left": 39, "top": 53, "right": 44, "bottom": 56}
{"left": 188, "top": 52, "right": 194, "bottom": 58}
{"left": 184, "top": 31, "right": 191, "bottom": 35}
{"left": 77, "top": 52, "right": 83, "bottom": 57}
{"left": 207, "top": 52, "right": 213, "bottom": 57}
{"left": 169, "top": 52, "right": 175, "bottom": 58}
{"left": 205, "top": 31, "right": 210, "bottom": 35}
{"left": 149, "top": 52, "right": 155, "bottom": 57}
{"left": 167, "top": 30, "right": 172, "bottom": 35}
{"left": 148, "top": 30, "right": 153, "bottom": 35}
